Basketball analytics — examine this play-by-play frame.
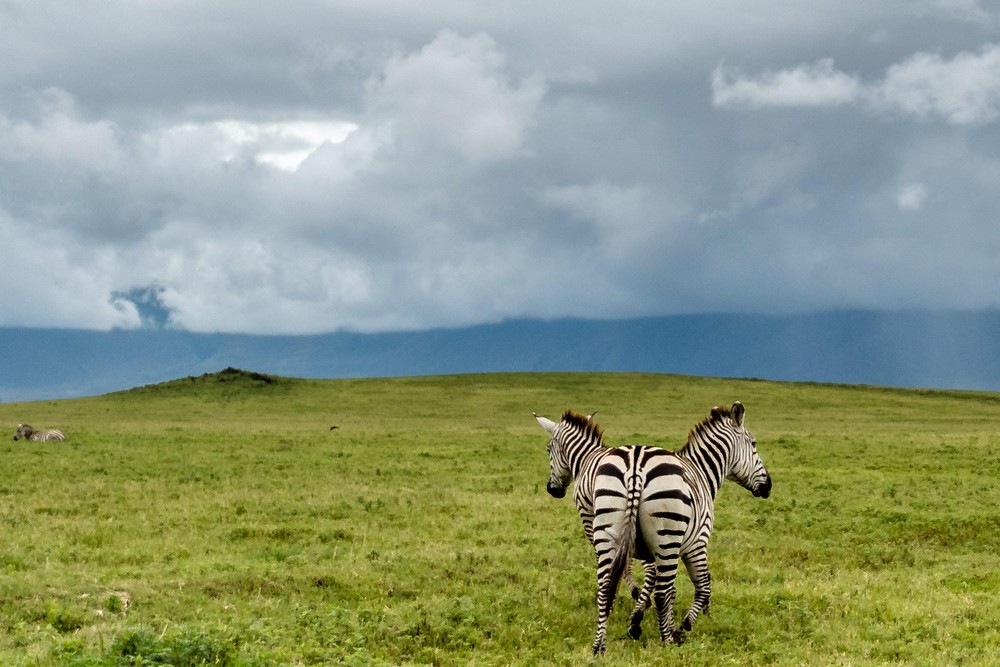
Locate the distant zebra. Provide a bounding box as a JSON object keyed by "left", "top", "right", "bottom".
{"left": 534, "top": 402, "right": 771, "bottom": 654}
{"left": 13, "top": 423, "right": 66, "bottom": 442}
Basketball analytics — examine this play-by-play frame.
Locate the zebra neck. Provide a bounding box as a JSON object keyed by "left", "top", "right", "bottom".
{"left": 570, "top": 442, "right": 604, "bottom": 479}
{"left": 678, "top": 438, "right": 728, "bottom": 499}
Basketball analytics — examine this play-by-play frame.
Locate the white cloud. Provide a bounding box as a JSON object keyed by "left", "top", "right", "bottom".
{"left": 0, "top": 88, "right": 124, "bottom": 173}
{"left": 213, "top": 120, "right": 358, "bottom": 171}
{"left": 143, "top": 119, "right": 357, "bottom": 173}
{"left": 713, "top": 44, "right": 1000, "bottom": 125}
{"left": 142, "top": 225, "right": 380, "bottom": 333}
{"left": 870, "top": 45, "right": 1000, "bottom": 124}
{"left": 363, "top": 30, "right": 545, "bottom": 164}
{"left": 0, "top": 211, "right": 142, "bottom": 329}
{"left": 712, "top": 58, "right": 861, "bottom": 109}
{"left": 897, "top": 183, "right": 929, "bottom": 210}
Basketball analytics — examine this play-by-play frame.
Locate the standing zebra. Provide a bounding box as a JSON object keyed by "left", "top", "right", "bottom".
{"left": 534, "top": 402, "right": 771, "bottom": 654}
{"left": 13, "top": 423, "right": 66, "bottom": 442}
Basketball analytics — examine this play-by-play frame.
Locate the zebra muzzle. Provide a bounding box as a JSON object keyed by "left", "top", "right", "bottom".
{"left": 754, "top": 476, "right": 772, "bottom": 499}
{"left": 547, "top": 483, "right": 567, "bottom": 498}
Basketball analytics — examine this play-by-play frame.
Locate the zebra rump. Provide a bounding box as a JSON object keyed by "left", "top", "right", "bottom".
{"left": 13, "top": 423, "right": 66, "bottom": 442}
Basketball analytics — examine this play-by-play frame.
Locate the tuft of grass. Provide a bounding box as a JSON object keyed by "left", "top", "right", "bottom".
{"left": 106, "top": 625, "right": 247, "bottom": 666}
{"left": 43, "top": 601, "right": 86, "bottom": 634}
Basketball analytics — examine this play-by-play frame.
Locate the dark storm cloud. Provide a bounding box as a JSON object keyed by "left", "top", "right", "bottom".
{"left": 2, "top": 1, "right": 999, "bottom": 332}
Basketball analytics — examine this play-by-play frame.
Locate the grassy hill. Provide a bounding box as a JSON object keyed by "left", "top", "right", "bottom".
{"left": 1, "top": 370, "right": 999, "bottom": 665}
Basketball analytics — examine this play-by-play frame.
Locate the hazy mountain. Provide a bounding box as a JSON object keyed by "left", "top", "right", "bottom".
{"left": 2, "top": 310, "right": 999, "bottom": 402}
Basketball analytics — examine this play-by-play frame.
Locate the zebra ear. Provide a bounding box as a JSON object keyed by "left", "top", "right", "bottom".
{"left": 534, "top": 413, "right": 557, "bottom": 434}
{"left": 731, "top": 401, "right": 745, "bottom": 427}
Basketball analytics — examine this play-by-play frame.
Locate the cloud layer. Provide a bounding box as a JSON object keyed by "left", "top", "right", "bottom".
{"left": 713, "top": 44, "right": 1000, "bottom": 124}
{"left": 2, "top": 2, "right": 1000, "bottom": 333}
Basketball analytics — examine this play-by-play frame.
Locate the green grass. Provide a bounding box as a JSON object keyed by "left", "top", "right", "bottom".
{"left": 2, "top": 369, "right": 999, "bottom": 665}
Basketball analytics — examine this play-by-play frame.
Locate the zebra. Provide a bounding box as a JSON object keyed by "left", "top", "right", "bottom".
{"left": 13, "top": 423, "right": 66, "bottom": 442}
{"left": 534, "top": 402, "right": 771, "bottom": 654}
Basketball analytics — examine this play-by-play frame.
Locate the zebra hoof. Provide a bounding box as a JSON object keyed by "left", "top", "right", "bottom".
{"left": 628, "top": 622, "right": 642, "bottom": 640}
{"left": 631, "top": 586, "right": 640, "bottom": 601}
{"left": 673, "top": 629, "right": 687, "bottom": 646}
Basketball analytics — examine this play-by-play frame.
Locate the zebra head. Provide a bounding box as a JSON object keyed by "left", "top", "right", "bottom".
{"left": 13, "top": 423, "right": 33, "bottom": 441}
{"left": 721, "top": 402, "right": 772, "bottom": 499}
{"left": 535, "top": 410, "right": 605, "bottom": 499}
{"left": 535, "top": 410, "right": 573, "bottom": 498}
{"left": 535, "top": 412, "right": 573, "bottom": 499}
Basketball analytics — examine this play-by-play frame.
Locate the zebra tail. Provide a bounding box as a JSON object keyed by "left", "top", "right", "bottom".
{"left": 607, "top": 491, "right": 640, "bottom": 602}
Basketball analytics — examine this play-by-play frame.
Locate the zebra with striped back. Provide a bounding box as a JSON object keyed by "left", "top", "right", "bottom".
{"left": 535, "top": 402, "right": 771, "bottom": 654}
{"left": 13, "top": 423, "right": 66, "bottom": 442}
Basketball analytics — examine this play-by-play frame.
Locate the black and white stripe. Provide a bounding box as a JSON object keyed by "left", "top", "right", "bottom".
{"left": 13, "top": 423, "right": 66, "bottom": 442}
{"left": 535, "top": 402, "right": 771, "bottom": 654}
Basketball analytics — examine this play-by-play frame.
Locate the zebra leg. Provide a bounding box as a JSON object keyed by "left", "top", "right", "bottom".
{"left": 591, "top": 564, "right": 620, "bottom": 655}
{"left": 653, "top": 581, "right": 678, "bottom": 645}
{"left": 652, "top": 555, "right": 681, "bottom": 645}
{"left": 590, "top": 522, "right": 627, "bottom": 655}
{"left": 626, "top": 560, "right": 640, "bottom": 600}
{"left": 628, "top": 561, "right": 656, "bottom": 640}
{"left": 679, "top": 548, "right": 711, "bottom": 638}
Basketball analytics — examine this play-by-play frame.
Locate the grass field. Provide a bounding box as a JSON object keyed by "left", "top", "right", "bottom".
{"left": 1, "top": 369, "right": 999, "bottom": 666}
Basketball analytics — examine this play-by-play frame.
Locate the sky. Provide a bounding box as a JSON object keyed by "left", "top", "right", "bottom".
{"left": 2, "top": 0, "right": 999, "bottom": 334}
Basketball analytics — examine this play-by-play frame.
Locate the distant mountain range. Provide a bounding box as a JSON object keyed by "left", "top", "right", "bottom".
{"left": 3, "top": 309, "right": 999, "bottom": 402}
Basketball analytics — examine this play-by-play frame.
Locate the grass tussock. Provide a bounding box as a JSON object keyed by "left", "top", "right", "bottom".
{"left": 2, "top": 371, "right": 1000, "bottom": 665}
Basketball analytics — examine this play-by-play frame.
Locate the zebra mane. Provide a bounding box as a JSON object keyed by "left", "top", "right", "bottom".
{"left": 686, "top": 405, "right": 734, "bottom": 444}
{"left": 561, "top": 410, "right": 604, "bottom": 443}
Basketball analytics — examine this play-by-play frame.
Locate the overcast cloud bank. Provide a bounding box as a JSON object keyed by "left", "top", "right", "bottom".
{"left": 2, "top": 2, "right": 999, "bottom": 334}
